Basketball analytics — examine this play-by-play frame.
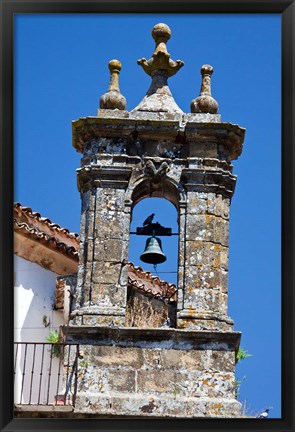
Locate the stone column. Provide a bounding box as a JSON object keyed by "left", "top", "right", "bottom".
{"left": 177, "top": 165, "right": 236, "bottom": 331}
{"left": 70, "top": 165, "right": 132, "bottom": 326}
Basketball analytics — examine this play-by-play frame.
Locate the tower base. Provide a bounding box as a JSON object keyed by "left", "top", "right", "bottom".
{"left": 62, "top": 326, "right": 242, "bottom": 418}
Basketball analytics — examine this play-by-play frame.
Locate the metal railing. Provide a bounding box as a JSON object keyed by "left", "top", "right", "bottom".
{"left": 14, "top": 342, "right": 79, "bottom": 407}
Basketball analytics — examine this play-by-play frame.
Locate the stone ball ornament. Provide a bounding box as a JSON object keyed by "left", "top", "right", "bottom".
{"left": 151, "top": 23, "right": 172, "bottom": 42}
{"left": 200, "top": 64, "right": 214, "bottom": 75}
{"left": 108, "top": 59, "right": 122, "bottom": 74}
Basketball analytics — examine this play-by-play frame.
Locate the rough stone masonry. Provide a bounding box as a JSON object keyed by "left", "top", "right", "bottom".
{"left": 62, "top": 23, "right": 246, "bottom": 418}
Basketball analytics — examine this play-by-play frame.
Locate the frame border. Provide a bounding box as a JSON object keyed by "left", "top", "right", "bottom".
{"left": 1, "top": 1, "right": 294, "bottom": 431}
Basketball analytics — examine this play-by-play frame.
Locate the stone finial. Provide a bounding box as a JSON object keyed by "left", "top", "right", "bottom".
{"left": 100, "top": 59, "right": 126, "bottom": 110}
{"left": 190, "top": 64, "right": 218, "bottom": 114}
{"left": 132, "top": 24, "right": 184, "bottom": 114}
{"left": 137, "top": 23, "right": 184, "bottom": 77}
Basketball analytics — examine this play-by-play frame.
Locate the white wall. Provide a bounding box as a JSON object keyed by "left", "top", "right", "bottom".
{"left": 14, "top": 255, "right": 65, "bottom": 342}
{"left": 14, "top": 255, "right": 67, "bottom": 405}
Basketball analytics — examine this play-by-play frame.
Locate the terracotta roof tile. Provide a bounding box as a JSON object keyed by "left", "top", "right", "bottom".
{"left": 14, "top": 220, "right": 79, "bottom": 260}
{"left": 14, "top": 202, "right": 80, "bottom": 240}
{"left": 14, "top": 202, "right": 79, "bottom": 260}
{"left": 128, "top": 262, "right": 177, "bottom": 301}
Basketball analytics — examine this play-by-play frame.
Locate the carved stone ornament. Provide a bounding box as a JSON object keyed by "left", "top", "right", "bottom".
{"left": 190, "top": 64, "right": 219, "bottom": 114}
{"left": 137, "top": 23, "right": 184, "bottom": 78}
{"left": 132, "top": 23, "right": 184, "bottom": 113}
{"left": 144, "top": 160, "right": 170, "bottom": 182}
{"left": 100, "top": 59, "right": 126, "bottom": 110}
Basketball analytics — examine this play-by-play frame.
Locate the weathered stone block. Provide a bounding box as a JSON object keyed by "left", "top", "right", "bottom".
{"left": 177, "top": 316, "right": 233, "bottom": 331}
{"left": 185, "top": 214, "right": 214, "bottom": 242}
{"left": 206, "top": 193, "right": 215, "bottom": 214}
{"left": 74, "top": 392, "right": 112, "bottom": 414}
{"left": 92, "top": 262, "right": 122, "bottom": 284}
{"left": 137, "top": 370, "right": 177, "bottom": 394}
{"left": 93, "top": 238, "right": 126, "bottom": 263}
{"left": 185, "top": 241, "right": 213, "bottom": 266}
{"left": 185, "top": 214, "right": 228, "bottom": 246}
{"left": 181, "top": 350, "right": 209, "bottom": 370}
{"left": 214, "top": 217, "right": 229, "bottom": 246}
{"left": 105, "top": 239, "right": 125, "bottom": 262}
{"left": 183, "top": 287, "right": 227, "bottom": 315}
{"left": 93, "top": 238, "right": 105, "bottom": 262}
{"left": 90, "top": 283, "right": 125, "bottom": 307}
{"left": 186, "top": 192, "right": 208, "bottom": 215}
{"left": 183, "top": 288, "right": 213, "bottom": 312}
{"left": 81, "top": 314, "right": 125, "bottom": 326}
{"left": 141, "top": 348, "right": 162, "bottom": 368}
{"left": 90, "top": 346, "right": 144, "bottom": 369}
{"left": 209, "top": 350, "right": 235, "bottom": 372}
{"left": 96, "top": 187, "right": 125, "bottom": 206}
{"left": 186, "top": 241, "right": 228, "bottom": 270}
{"left": 191, "top": 193, "right": 227, "bottom": 219}
{"left": 106, "top": 369, "right": 136, "bottom": 392}
{"left": 188, "top": 142, "right": 218, "bottom": 159}
{"left": 161, "top": 349, "right": 209, "bottom": 370}
{"left": 94, "top": 218, "right": 124, "bottom": 239}
{"left": 184, "top": 266, "right": 226, "bottom": 291}
{"left": 163, "top": 370, "right": 235, "bottom": 398}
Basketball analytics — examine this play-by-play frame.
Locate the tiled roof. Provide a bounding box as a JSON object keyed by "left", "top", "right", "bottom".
{"left": 14, "top": 202, "right": 79, "bottom": 260}
{"left": 14, "top": 202, "right": 79, "bottom": 239}
{"left": 14, "top": 220, "right": 79, "bottom": 260}
{"left": 128, "top": 262, "right": 177, "bottom": 301}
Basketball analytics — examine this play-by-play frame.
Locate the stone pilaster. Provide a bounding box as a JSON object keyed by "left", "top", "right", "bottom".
{"left": 70, "top": 165, "right": 132, "bottom": 326}
{"left": 177, "top": 163, "right": 236, "bottom": 330}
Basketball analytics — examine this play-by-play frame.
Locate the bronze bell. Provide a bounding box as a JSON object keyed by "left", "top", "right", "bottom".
{"left": 140, "top": 236, "right": 167, "bottom": 265}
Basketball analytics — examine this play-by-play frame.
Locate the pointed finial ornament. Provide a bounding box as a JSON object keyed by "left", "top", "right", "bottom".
{"left": 190, "top": 64, "right": 218, "bottom": 114}
{"left": 137, "top": 23, "right": 184, "bottom": 77}
{"left": 100, "top": 59, "right": 126, "bottom": 110}
{"left": 132, "top": 24, "right": 184, "bottom": 113}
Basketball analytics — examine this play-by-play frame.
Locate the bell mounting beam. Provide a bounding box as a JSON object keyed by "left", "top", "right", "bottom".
{"left": 135, "top": 222, "right": 172, "bottom": 237}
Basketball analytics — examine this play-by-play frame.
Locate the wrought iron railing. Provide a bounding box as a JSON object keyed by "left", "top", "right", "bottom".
{"left": 14, "top": 342, "right": 79, "bottom": 407}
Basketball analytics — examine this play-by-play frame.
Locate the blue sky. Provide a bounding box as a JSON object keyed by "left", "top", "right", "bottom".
{"left": 14, "top": 14, "right": 281, "bottom": 418}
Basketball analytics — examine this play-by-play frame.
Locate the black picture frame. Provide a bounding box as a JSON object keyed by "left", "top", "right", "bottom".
{"left": 1, "top": 1, "right": 294, "bottom": 431}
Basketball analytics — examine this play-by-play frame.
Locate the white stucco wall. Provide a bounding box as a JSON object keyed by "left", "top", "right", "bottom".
{"left": 14, "top": 255, "right": 67, "bottom": 404}
{"left": 14, "top": 255, "right": 66, "bottom": 342}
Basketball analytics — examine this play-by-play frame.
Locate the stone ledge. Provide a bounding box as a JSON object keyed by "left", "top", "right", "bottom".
{"left": 95, "top": 110, "right": 222, "bottom": 124}
{"left": 62, "top": 325, "right": 241, "bottom": 351}
{"left": 73, "top": 393, "right": 242, "bottom": 418}
{"left": 14, "top": 404, "right": 74, "bottom": 418}
{"left": 72, "top": 116, "right": 245, "bottom": 161}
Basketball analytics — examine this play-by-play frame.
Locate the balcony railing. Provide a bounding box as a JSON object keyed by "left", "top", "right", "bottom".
{"left": 14, "top": 342, "right": 79, "bottom": 407}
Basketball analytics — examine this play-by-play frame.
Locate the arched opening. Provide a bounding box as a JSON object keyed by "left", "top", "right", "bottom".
{"left": 131, "top": 177, "right": 180, "bottom": 212}
{"left": 127, "top": 197, "right": 179, "bottom": 328}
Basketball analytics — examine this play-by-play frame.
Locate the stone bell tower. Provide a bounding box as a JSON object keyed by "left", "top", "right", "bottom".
{"left": 63, "top": 23, "right": 245, "bottom": 418}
